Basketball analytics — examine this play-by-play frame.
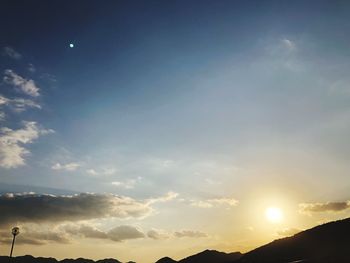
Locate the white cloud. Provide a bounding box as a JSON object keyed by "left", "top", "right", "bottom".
{"left": 2, "top": 46, "right": 22, "bottom": 60}
{"left": 52, "top": 162, "right": 81, "bottom": 171}
{"left": 0, "top": 121, "right": 53, "bottom": 168}
{"left": 281, "top": 38, "right": 296, "bottom": 51}
{"left": 4, "top": 69, "right": 40, "bottom": 97}
{"left": 147, "top": 191, "right": 179, "bottom": 205}
{"left": 86, "top": 167, "right": 116, "bottom": 176}
{"left": 191, "top": 197, "right": 238, "bottom": 208}
{"left": 0, "top": 94, "right": 41, "bottom": 112}
{"left": 112, "top": 180, "right": 136, "bottom": 189}
{"left": 111, "top": 177, "right": 142, "bottom": 189}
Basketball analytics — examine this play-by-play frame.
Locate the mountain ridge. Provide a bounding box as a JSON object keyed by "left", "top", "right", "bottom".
{"left": 1, "top": 217, "right": 349, "bottom": 263}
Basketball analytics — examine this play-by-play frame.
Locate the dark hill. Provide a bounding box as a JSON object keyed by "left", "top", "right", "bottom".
{"left": 155, "top": 257, "right": 177, "bottom": 263}
{"left": 0, "top": 256, "right": 121, "bottom": 263}
{"left": 235, "top": 217, "right": 350, "bottom": 263}
{"left": 179, "top": 249, "right": 242, "bottom": 263}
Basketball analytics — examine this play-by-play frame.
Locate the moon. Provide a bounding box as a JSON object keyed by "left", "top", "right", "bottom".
{"left": 265, "top": 207, "right": 283, "bottom": 223}
{"left": 69, "top": 43, "right": 74, "bottom": 48}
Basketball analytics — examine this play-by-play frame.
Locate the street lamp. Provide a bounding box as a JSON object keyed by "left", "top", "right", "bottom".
{"left": 10, "top": 227, "right": 19, "bottom": 258}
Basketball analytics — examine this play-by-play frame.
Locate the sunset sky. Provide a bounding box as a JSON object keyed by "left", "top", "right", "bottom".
{"left": 1, "top": 1, "right": 350, "bottom": 262}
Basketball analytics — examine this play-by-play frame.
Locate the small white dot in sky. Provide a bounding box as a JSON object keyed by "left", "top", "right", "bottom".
{"left": 69, "top": 43, "right": 74, "bottom": 48}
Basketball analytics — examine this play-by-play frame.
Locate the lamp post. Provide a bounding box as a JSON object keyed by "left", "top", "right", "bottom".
{"left": 10, "top": 227, "right": 19, "bottom": 258}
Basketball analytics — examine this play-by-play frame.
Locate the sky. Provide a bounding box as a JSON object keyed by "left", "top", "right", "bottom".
{"left": 1, "top": 0, "right": 350, "bottom": 262}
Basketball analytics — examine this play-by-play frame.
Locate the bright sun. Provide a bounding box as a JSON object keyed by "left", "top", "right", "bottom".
{"left": 265, "top": 207, "right": 283, "bottom": 223}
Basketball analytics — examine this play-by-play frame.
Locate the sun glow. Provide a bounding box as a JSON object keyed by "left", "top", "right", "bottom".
{"left": 265, "top": 207, "right": 283, "bottom": 223}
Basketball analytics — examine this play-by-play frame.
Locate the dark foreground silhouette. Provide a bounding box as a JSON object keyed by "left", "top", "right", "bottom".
{"left": 1, "top": 217, "right": 349, "bottom": 263}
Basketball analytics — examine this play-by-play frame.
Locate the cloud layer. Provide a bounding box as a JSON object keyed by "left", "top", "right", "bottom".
{"left": 299, "top": 201, "right": 350, "bottom": 214}
{"left": 0, "top": 193, "right": 152, "bottom": 225}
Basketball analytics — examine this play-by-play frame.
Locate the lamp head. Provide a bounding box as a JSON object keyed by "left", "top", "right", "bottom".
{"left": 12, "top": 227, "right": 20, "bottom": 236}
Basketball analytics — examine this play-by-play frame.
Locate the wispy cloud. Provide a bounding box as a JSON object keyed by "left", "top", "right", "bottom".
{"left": 174, "top": 230, "right": 208, "bottom": 238}
{"left": 111, "top": 177, "right": 142, "bottom": 189}
{"left": 191, "top": 197, "right": 238, "bottom": 208}
{"left": 0, "top": 111, "right": 5, "bottom": 121}
{"left": 299, "top": 201, "right": 350, "bottom": 214}
{"left": 0, "top": 122, "right": 53, "bottom": 168}
{"left": 52, "top": 162, "right": 81, "bottom": 171}
{"left": 0, "top": 94, "right": 41, "bottom": 113}
{"left": 86, "top": 167, "right": 116, "bottom": 176}
{"left": 4, "top": 69, "right": 40, "bottom": 97}
{"left": 147, "top": 191, "right": 179, "bottom": 205}
{"left": 2, "top": 46, "right": 22, "bottom": 60}
{"left": 28, "top": 63, "right": 36, "bottom": 73}
{"left": 281, "top": 38, "right": 296, "bottom": 51}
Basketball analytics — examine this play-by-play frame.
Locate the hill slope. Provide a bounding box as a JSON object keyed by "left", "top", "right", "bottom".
{"left": 0, "top": 255, "right": 122, "bottom": 263}
{"left": 235, "top": 217, "right": 350, "bottom": 263}
{"left": 179, "top": 250, "right": 242, "bottom": 263}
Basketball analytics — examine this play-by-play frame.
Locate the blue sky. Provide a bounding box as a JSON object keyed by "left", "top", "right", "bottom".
{"left": 1, "top": 1, "right": 350, "bottom": 262}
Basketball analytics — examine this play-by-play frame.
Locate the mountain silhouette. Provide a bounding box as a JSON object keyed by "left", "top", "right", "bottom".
{"left": 1, "top": 217, "right": 349, "bottom": 263}
{"left": 0, "top": 255, "right": 122, "bottom": 263}
{"left": 179, "top": 250, "right": 242, "bottom": 263}
{"left": 235, "top": 217, "right": 350, "bottom": 263}
{"left": 155, "top": 257, "right": 177, "bottom": 263}
{"left": 156, "top": 250, "right": 242, "bottom": 263}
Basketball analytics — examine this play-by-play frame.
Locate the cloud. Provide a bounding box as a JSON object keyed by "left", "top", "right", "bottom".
{"left": 147, "top": 191, "right": 179, "bottom": 205}
{"left": 0, "top": 94, "right": 41, "bottom": 113}
{"left": 64, "top": 224, "right": 145, "bottom": 242}
{"left": 2, "top": 46, "right": 22, "bottom": 60}
{"left": 86, "top": 169, "right": 99, "bottom": 176}
{"left": 107, "top": 225, "right": 145, "bottom": 242}
{"left": 190, "top": 197, "right": 238, "bottom": 208}
{"left": 112, "top": 180, "right": 136, "bottom": 189}
{"left": 28, "top": 63, "right": 36, "bottom": 73}
{"left": 299, "top": 201, "right": 350, "bottom": 214}
{"left": 111, "top": 177, "right": 142, "bottom": 189}
{"left": 0, "top": 111, "right": 5, "bottom": 121}
{"left": 0, "top": 236, "right": 45, "bottom": 246}
{"left": 0, "top": 121, "right": 53, "bottom": 168}
{"left": 23, "top": 230, "right": 70, "bottom": 244}
{"left": 281, "top": 38, "right": 296, "bottom": 51}
{"left": 174, "top": 230, "right": 208, "bottom": 238}
{"left": 147, "top": 229, "right": 170, "bottom": 240}
{"left": 0, "top": 226, "right": 71, "bottom": 245}
{"left": 86, "top": 167, "right": 116, "bottom": 176}
{"left": 4, "top": 69, "right": 40, "bottom": 97}
{"left": 63, "top": 224, "right": 108, "bottom": 239}
{"left": 52, "top": 162, "right": 80, "bottom": 171}
{"left": 0, "top": 192, "right": 153, "bottom": 225}
{"left": 277, "top": 228, "right": 301, "bottom": 237}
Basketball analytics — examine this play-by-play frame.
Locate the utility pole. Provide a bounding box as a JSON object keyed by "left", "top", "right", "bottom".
{"left": 10, "top": 227, "right": 19, "bottom": 258}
